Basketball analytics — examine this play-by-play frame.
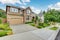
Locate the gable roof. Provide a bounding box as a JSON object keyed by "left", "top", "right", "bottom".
{"left": 6, "top": 5, "right": 24, "bottom": 10}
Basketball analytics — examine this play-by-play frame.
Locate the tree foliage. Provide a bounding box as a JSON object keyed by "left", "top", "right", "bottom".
{"left": 0, "top": 9, "right": 6, "bottom": 18}
{"left": 44, "top": 9, "right": 60, "bottom": 23}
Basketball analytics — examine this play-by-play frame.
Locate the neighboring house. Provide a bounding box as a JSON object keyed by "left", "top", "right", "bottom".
{"left": 6, "top": 5, "right": 36, "bottom": 25}
{"left": 39, "top": 11, "right": 44, "bottom": 23}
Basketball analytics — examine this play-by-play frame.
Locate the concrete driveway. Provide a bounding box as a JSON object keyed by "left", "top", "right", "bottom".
{"left": 10, "top": 24, "right": 38, "bottom": 34}
{"left": 55, "top": 30, "right": 60, "bottom": 40}
{"left": 0, "top": 29, "right": 59, "bottom": 40}
{"left": 0, "top": 24, "right": 59, "bottom": 40}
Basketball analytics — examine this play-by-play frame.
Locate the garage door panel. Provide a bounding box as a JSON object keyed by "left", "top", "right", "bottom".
{"left": 7, "top": 17, "right": 23, "bottom": 25}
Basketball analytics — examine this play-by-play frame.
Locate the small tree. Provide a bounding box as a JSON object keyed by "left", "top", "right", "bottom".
{"left": 32, "top": 16, "right": 35, "bottom": 23}
{"left": 34, "top": 16, "right": 39, "bottom": 26}
{"left": 35, "top": 16, "right": 38, "bottom": 23}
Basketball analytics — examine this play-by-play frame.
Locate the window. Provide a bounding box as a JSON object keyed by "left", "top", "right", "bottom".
{"left": 10, "top": 7, "right": 18, "bottom": 13}
{"left": 26, "top": 16, "right": 30, "bottom": 20}
{"left": 27, "top": 10, "right": 30, "bottom": 14}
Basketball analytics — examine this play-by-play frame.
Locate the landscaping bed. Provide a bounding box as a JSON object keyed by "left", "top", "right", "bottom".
{"left": 25, "top": 22, "right": 50, "bottom": 29}
{"left": 0, "top": 23, "right": 13, "bottom": 37}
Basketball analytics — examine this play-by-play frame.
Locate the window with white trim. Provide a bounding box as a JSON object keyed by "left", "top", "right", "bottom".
{"left": 10, "top": 7, "right": 18, "bottom": 13}
{"left": 27, "top": 10, "right": 30, "bottom": 14}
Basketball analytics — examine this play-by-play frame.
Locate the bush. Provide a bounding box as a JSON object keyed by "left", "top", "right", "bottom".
{"left": 30, "top": 23, "right": 35, "bottom": 26}
{"left": 6, "top": 30, "right": 13, "bottom": 35}
{"left": 2, "top": 15, "right": 7, "bottom": 18}
{"left": 0, "top": 31, "right": 7, "bottom": 37}
{"left": 39, "top": 23, "right": 49, "bottom": 26}
{"left": 25, "top": 22, "right": 33, "bottom": 24}
{"left": 49, "top": 27, "right": 58, "bottom": 30}
{"left": 0, "top": 19, "right": 2, "bottom": 24}
{"left": 0, "top": 23, "right": 12, "bottom": 37}
{"left": 38, "top": 23, "right": 50, "bottom": 28}
{"left": 0, "top": 23, "right": 10, "bottom": 30}
{"left": 37, "top": 26, "right": 43, "bottom": 28}
{"left": 38, "top": 23, "right": 43, "bottom": 26}
{"left": 43, "top": 23, "right": 50, "bottom": 27}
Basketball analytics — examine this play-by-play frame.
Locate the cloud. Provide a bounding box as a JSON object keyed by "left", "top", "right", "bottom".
{"left": 0, "top": 0, "right": 21, "bottom": 4}
{"left": 48, "top": 2, "right": 60, "bottom": 10}
{"left": 0, "top": 0, "right": 30, "bottom": 5}
{"left": 30, "top": 6, "right": 41, "bottom": 14}
{"left": 20, "top": 6, "right": 26, "bottom": 8}
{"left": 22, "top": 0, "right": 30, "bottom": 5}
{"left": 22, "top": 0, "right": 30, "bottom": 2}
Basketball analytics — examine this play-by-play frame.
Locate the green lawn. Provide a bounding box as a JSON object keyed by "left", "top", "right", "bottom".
{"left": 49, "top": 27, "right": 58, "bottom": 30}
{"left": 0, "top": 23, "right": 12, "bottom": 37}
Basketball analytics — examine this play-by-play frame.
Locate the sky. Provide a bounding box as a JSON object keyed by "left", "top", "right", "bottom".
{"left": 0, "top": 0, "right": 60, "bottom": 14}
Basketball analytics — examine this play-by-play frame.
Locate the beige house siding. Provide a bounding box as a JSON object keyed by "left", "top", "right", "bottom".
{"left": 6, "top": 5, "right": 35, "bottom": 25}
{"left": 24, "top": 7, "right": 32, "bottom": 22}
{"left": 6, "top": 6, "right": 24, "bottom": 25}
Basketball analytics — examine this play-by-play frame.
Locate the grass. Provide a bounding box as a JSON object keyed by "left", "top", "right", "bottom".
{"left": 49, "top": 27, "right": 58, "bottom": 30}
{"left": 0, "top": 23, "right": 12, "bottom": 37}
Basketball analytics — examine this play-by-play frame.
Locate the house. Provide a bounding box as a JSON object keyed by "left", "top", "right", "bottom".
{"left": 39, "top": 11, "right": 44, "bottom": 23}
{"left": 6, "top": 5, "right": 36, "bottom": 25}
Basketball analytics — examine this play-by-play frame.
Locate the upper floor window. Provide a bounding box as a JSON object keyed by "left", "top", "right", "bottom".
{"left": 27, "top": 10, "right": 30, "bottom": 14}
{"left": 10, "top": 7, "right": 18, "bottom": 13}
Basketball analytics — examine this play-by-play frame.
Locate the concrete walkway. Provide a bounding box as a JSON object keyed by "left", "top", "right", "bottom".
{"left": 10, "top": 24, "right": 38, "bottom": 34}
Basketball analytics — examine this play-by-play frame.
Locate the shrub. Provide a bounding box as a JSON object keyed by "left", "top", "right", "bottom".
{"left": 0, "top": 30, "right": 7, "bottom": 37}
{"left": 38, "top": 23, "right": 43, "bottom": 26}
{"left": 7, "top": 30, "right": 13, "bottom": 35}
{"left": 39, "top": 23, "right": 50, "bottom": 26}
{"left": 30, "top": 23, "right": 35, "bottom": 26}
{"left": 37, "top": 26, "right": 43, "bottom": 28}
{"left": 0, "top": 23, "right": 12, "bottom": 37}
{"left": 49, "top": 27, "right": 58, "bottom": 30}
{"left": 25, "top": 22, "right": 33, "bottom": 24}
{"left": 43, "top": 23, "right": 49, "bottom": 27}
{"left": 38, "top": 23, "right": 50, "bottom": 28}
{"left": 0, "top": 23, "right": 10, "bottom": 30}
{"left": 2, "top": 15, "right": 7, "bottom": 18}
{"left": 0, "top": 19, "right": 2, "bottom": 24}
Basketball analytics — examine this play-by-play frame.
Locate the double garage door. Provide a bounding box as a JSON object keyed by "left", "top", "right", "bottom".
{"left": 7, "top": 15, "right": 23, "bottom": 25}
